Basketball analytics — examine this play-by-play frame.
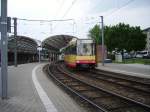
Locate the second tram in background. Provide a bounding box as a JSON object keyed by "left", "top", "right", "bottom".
{"left": 64, "top": 38, "right": 96, "bottom": 68}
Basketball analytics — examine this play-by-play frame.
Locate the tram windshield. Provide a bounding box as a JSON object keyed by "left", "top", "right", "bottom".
{"left": 77, "top": 40, "right": 95, "bottom": 56}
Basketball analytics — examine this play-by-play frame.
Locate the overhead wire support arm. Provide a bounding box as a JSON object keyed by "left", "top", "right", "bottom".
{"left": 17, "top": 18, "right": 74, "bottom": 22}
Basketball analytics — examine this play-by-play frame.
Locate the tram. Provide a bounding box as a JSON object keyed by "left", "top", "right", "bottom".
{"left": 64, "top": 39, "right": 96, "bottom": 68}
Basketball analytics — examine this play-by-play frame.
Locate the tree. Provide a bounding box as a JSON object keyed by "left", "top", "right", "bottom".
{"left": 105, "top": 23, "right": 146, "bottom": 52}
{"left": 88, "top": 23, "right": 146, "bottom": 52}
{"left": 88, "top": 24, "right": 101, "bottom": 45}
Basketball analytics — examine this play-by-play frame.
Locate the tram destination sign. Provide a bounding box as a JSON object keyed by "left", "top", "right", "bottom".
{"left": 77, "top": 39, "right": 93, "bottom": 44}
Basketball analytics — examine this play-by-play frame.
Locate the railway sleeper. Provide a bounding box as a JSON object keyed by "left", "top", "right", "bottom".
{"left": 89, "top": 95, "right": 113, "bottom": 101}
{"left": 93, "top": 97, "right": 133, "bottom": 111}
{"left": 67, "top": 83, "right": 85, "bottom": 87}
{"left": 80, "top": 91, "right": 110, "bottom": 98}
{"left": 58, "top": 78, "right": 74, "bottom": 82}
{"left": 75, "top": 89, "right": 98, "bottom": 93}
{"left": 71, "top": 87, "right": 93, "bottom": 92}
{"left": 109, "top": 104, "right": 149, "bottom": 112}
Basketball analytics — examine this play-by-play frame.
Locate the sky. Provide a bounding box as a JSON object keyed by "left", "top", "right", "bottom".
{"left": 3, "top": 0, "right": 150, "bottom": 41}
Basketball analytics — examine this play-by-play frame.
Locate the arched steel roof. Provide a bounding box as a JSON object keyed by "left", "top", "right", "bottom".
{"left": 8, "top": 35, "right": 38, "bottom": 53}
{"left": 42, "top": 35, "right": 78, "bottom": 52}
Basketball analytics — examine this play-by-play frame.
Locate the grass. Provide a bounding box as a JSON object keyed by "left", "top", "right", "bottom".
{"left": 113, "top": 58, "right": 150, "bottom": 65}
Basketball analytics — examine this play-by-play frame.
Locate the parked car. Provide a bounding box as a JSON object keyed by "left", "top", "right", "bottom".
{"left": 123, "top": 53, "right": 131, "bottom": 59}
{"left": 143, "top": 51, "right": 150, "bottom": 59}
{"left": 104, "top": 59, "right": 112, "bottom": 63}
{"left": 136, "top": 54, "right": 143, "bottom": 58}
{"left": 136, "top": 51, "right": 150, "bottom": 58}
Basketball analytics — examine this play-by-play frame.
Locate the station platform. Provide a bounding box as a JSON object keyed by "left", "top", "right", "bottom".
{"left": 0, "top": 63, "right": 87, "bottom": 112}
{"left": 97, "top": 63, "right": 150, "bottom": 79}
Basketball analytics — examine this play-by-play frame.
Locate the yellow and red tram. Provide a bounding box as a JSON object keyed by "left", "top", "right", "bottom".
{"left": 64, "top": 39, "right": 96, "bottom": 68}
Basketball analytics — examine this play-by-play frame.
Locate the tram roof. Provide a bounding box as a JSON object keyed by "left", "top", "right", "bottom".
{"left": 42, "top": 35, "right": 78, "bottom": 52}
{"left": 8, "top": 35, "right": 38, "bottom": 53}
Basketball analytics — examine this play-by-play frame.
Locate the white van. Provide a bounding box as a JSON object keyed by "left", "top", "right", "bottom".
{"left": 142, "top": 51, "right": 150, "bottom": 58}
{"left": 136, "top": 51, "right": 150, "bottom": 58}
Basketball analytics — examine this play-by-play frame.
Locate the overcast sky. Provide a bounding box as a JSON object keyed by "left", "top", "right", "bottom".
{"left": 5, "top": 0, "right": 150, "bottom": 40}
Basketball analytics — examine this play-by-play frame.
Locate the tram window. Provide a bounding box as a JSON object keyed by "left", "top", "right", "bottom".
{"left": 92, "top": 43, "right": 95, "bottom": 55}
{"left": 77, "top": 43, "right": 94, "bottom": 56}
{"left": 70, "top": 45, "right": 76, "bottom": 54}
{"left": 65, "top": 45, "right": 76, "bottom": 55}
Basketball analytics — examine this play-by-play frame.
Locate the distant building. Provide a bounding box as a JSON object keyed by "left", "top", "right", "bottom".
{"left": 143, "top": 27, "right": 150, "bottom": 51}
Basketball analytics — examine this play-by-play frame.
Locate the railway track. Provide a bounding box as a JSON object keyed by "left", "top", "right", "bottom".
{"left": 63, "top": 66, "right": 150, "bottom": 107}
{"left": 88, "top": 69, "right": 150, "bottom": 94}
{"left": 46, "top": 62, "right": 150, "bottom": 112}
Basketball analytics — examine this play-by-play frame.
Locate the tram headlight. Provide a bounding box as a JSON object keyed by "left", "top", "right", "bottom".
{"left": 76, "top": 60, "right": 80, "bottom": 63}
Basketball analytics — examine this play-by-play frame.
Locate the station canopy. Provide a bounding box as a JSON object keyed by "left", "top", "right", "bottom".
{"left": 42, "top": 35, "right": 78, "bottom": 52}
{"left": 8, "top": 35, "right": 38, "bottom": 53}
